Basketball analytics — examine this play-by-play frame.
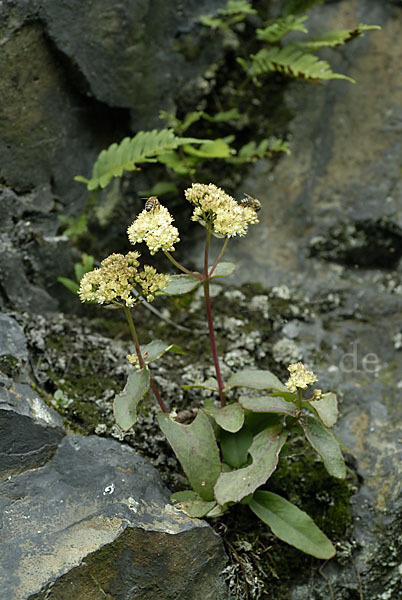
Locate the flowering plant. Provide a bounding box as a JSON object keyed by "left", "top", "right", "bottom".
{"left": 79, "top": 183, "right": 347, "bottom": 559}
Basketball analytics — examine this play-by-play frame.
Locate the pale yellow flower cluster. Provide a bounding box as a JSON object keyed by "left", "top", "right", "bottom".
{"left": 184, "top": 183, "right": 259, "bottom": 237}
{"left": 285, "top": 362, "right": 318, "bottom": 393}
{"left": 78, "top": 252, "right": 169, "bottom": 306}
{"left": 126, "top": 353, "right": 140, "bottom": 368}
{"left": 127, "top": 204, "right": 180, "bottom": 255}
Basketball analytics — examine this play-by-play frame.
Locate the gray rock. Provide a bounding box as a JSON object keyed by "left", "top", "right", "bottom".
{"left": 0, "top": 434, "right": 229, "bottom": 600}
{"left": 209, "top": 0, "right": 402, "bottom": 596}
{"left": 40, "top": 0, "right": 225, "bottom": 130}
{"left": 0, "top": 313, "right": 28, "bottom": 372}
{"left": 0, "top": 375, "right": 65, "bottom": 479}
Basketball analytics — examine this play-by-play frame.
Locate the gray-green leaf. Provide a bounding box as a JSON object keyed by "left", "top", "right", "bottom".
{"left": 210, "top": 262, "right": 236, "bottom": 278}
{"left": 301, "top": 416, "right": 346, "bottom": 479}
{"left": 113, "top": 368, "right": 150, "bottom": 431}
{"left": 225, "top": 369, "right": 288, "bottom": 392}
{"left": 250, "top": 491, "right": 336, "bottom": 559}
{"left": 204, "top": 402, "right": 244, "bottom": 432}
{"left": 214, "top": 428, "right": 287, "bottom": 505}
{"left": 160, "top": 274, "right": 201, "bottom": 295}
{"left": 239, "top": 395, "right": 297, "bottom": 416}
{"left": 307, "top": 392, "right": 338, "bottom": 427}
{"left": 220, "top": 427, "right": 253, "bottom": 469}
{"left": 158, "top": 410, "right": 221, "bottom": 500}
{"left": 140, "top": 340, "right": 184, "bottom": 364}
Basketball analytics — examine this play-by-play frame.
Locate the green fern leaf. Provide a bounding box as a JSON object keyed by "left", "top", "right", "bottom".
{"left": 238, "top": 46, "right": 355, "bottom": 84}
{"left": 76, "top": 129, "right": 210, "bottom": 190}
{"left": 200, "top": 0, "right": 256, "bottom": 31}
{"left": 257, "top": 15, "right": 308, "bottom": 43}
{"left": 230, "top": 137, "right": 290, "bottom": 164}
{"left": 283, "top": 0, "right": 324, "bottom": 16}
{"left": 297, "top": 24, "right": 381, "bottom": 50}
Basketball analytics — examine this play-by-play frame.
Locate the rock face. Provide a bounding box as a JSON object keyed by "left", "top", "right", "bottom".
{"left": 0, "top": 314, "right": 229, "bottom": 600}
{"left": 0, "top": 0, "right": 225, "bottom": 312}
{"left": 219, "top": 0, "right": 402, "bottom": 597}
{"left": 0, "top": 434, "right": 229, "bottom": 600}
{"left": 0, "top": 313, "right": 65, "bottom": 478}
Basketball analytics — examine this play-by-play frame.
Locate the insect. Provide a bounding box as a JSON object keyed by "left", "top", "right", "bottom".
{"left": 239, "top": 193, "right": 262, "bottom": 212}
{"left": 144, "top": 196, "right": 160, "bottom": 212}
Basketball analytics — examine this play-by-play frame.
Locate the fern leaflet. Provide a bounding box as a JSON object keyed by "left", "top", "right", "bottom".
{"left": 238, "top": 46, "right": 355, "bottom": 84}
{"left": 257, "top": 15, "right": 308, "bottom": 43}
{"left": 229, "top": 137, "right": 290, "bottom": 164}
{"left": 200, "top": 0, "right": 256, "bottom": 31}
{"left": 297, "top": 24, "right": 381, "bottom": 50}
{"left": 75, "top": 129, "right": 211, "bottom": 190}
{"left": 283, "top": 0, "right": 324, "bottom": 16}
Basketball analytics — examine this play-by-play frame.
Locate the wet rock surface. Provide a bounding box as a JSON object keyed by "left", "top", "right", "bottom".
{"left": 208, "top": 0, "right": 402, "bottom": 597}
{"left": 0, "top": 434, "right": 229, "bottom": 600}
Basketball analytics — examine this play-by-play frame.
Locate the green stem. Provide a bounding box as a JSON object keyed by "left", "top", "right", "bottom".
{"left": 208, "top": 237, "right": 229, "bottom": 277}
{"left": 296, "top": 389, "right": 303, "bottom": 417}
{"left": 203, "top": 228, "right": 226, "bottom": 407}
{"left": 163, "top": 251, "right": 202, "bottom": 279}
{"left": 123, "top": 305, "right": 168, "bottom": 413}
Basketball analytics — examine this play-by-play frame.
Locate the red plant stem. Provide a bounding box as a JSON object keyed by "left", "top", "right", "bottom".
{"left": 124, "top": 305, "right": 168, "bottom": 413}
{"left": 203, "top": 229, "right": 226, "bottom": 407}
{"left": 164, "top": 251, "right": 203, "bottom": 279}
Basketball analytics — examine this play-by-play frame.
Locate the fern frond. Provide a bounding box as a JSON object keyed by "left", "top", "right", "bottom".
{"left": 229, "top": 137, "right": 290, "bottom": 164}
{"left": 75, "top": 129, "right": 210, "bottom": 190}
{"left": 297, "top": 24, "right": 381, "bottom": 50}
{"left": 200, "top": 0, "right": 256, "bottom": 31}
{"left": 257, "top": 15, "right": 308, "bottom": 43}
{"left": 238, "top": 46, "right": 355, "bottom": 84}
{"left": 216, "top": 0, "right": 256, "bottom": 17}
{"left": 283, "top": 0, "right": 324, "bottom": 16}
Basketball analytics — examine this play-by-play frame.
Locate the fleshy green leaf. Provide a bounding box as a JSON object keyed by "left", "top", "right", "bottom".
{"left": 57, "top": 277, "right": 79, "bottom": 295}
{"left": 220, "top": 427, "right": 253, "bottom": 468}
{"left": 171, "top": 490, "right": 216, "bottom": 518}
{"left": 159, "top": 274, "right": 201, "bottom": 295}
{"left": 158, "top": 410, "right": 221, "bottom": 500}
{"left": 250, "top": 491, "right": 336, "bottom": 559}
{"left": 113, "top": 368, "right": 150, "bottom": 431}
{"left": 307, "top": 392, "right": 338, "bottom": 427}
{"left": 301, "top": 416, "right": 346, "bottom": 479}
{"left": 204, "top": 402, "right": 244, "bottom": 433}
{"left": 210, "top": 262, "right": 236, "bottom": 278}
{"left": 239, "top": 396, "right": 297, "bottom": 417}
{"left": 214, "top": 428, "right": 287, "bottom": 505}
{"left": 140, "top": 340, "right": 184, "bottom": 364}
{"left": 225, "top": 369, "right": 288, "bottom": 393}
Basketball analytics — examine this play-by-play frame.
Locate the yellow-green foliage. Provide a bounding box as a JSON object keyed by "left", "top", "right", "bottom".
{"left": 238, "top": 46, "right": 355, "bottom": 84}
{"left": 257, "top": 15, "right": 308, "bottom": 43}
{"left": 296, "top": 24, "right": 381, "bottom": 50}
{"left": 75, "top": 129, "right": 210, "bottom": 191}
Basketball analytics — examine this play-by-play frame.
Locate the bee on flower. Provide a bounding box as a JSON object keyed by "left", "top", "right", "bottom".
{"left": 127, "top": 199, "right": 180, "bottom": 255}
{"left": 184, "top": 183, "right": 259, "bottom": 238}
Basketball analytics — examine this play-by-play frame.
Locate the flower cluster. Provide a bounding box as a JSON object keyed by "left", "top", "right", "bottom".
{"left": 184, "top": 183, "right": 259, "bottom": 238}
{"left": 126, "top": 353, "right": 140, "bottom": 368}
{"left": 127, "top": 203, "right": 180, "bottom": 255}
{"left": 78, "top": 252, "right": 169, "bottom": 306}
{"left": 285, "top": 362, "right": 318, "bottom": 393}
